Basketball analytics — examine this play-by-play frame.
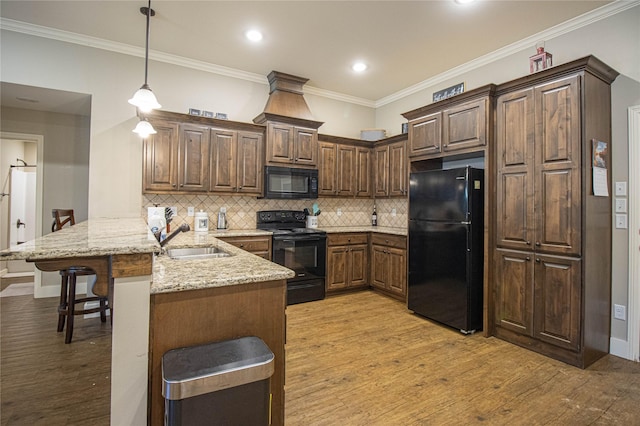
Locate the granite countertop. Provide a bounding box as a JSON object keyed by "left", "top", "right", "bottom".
{"left": 200, "top": 229, "right": 273, "bottom": 238}
{"left": 152, "top": 232, "right": 294, "bottom": 295}
{"left": 0, "top": 217, "right": 160, "bottom": 261}
{"left": 318, "top": 226, "right": 407, "bottom": 236}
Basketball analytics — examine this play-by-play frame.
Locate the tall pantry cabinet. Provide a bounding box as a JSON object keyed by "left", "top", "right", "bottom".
{"left": 492, "top": 56, "right": 618, "bottom": 368}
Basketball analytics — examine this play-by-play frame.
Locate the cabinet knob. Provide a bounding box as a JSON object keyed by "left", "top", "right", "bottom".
{"left": 180, "top": 184, "right": 184, "bottom": 187}
{"left": 535, "top": 241, "right": 541, "bottom": 247}
{"left": 535, "top": 258, "right": 541, "bottom": 263}
{"left": 526, "top": 256, "right": 531, "bottom": 261}
{"left": 526, "top": 241, "right": 531, "bottom": 245}
{"left": 239, "top": 244, "right": 244, "bottom": 248}
{"left": 172, "top": 184, "right": 177, "bottom": 188}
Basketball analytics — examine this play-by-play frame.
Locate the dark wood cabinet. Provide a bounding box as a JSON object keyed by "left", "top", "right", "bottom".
{"left": 492, "top": 56, "right": 618, "bottom": 368}
{"left": 404, "top": 85, "right": 495, "bottom": 161}
{"left": 374, "top": 141, "right": 407, "bottom": 198}
{"left": 142, "top": 110, "right": 265, "bottom": 195}
{"left": 326, "top": 233, "right": 368, "bottom": 292}
{"left": 210, "top": 129, "right": 263, "bottom": 195}
{"left": 318, "top": 140, "right": 370, "bottom": 198}
{"left": 266, "top": 122, "right": 317, "bottom": 167}
{"left": 218, "top": 235, "right": 271, "bottom": 260}
{"left": 370, "top": 234, "right": 407, "bottom": 300}
{"left": 143, "top": 120, "right": 178, "bottom": 192}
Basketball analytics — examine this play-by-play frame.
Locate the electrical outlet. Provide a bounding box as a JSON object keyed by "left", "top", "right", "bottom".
{"left": 337, "top": 208, "right": 342, "bottom": 216}
{"left": 614, "top": 304, "right": 626, "bottom": 320}
{"left": 615, "top": 198, "right": 627, "bottom": 213}
{"left": 187, "top": 207, "right": 195, "bottom": 217}
{"left": 615, "top": 214, "right": 628, "bottom": 229}
{"left": 391, "top": 208, "right": 397, "bottom": 217}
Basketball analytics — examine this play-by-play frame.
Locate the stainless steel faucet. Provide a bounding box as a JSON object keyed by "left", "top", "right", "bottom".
{"left": 155, "top": 223, "right": 190, "bottom": 247}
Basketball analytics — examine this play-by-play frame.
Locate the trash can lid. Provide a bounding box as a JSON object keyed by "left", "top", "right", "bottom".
{"left": 162, "top": 336, "right": 274, "bottom": 400}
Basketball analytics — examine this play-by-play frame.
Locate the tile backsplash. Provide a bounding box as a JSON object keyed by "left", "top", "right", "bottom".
{"left": 142, "top": 195, "right": 408, "bottom": 229}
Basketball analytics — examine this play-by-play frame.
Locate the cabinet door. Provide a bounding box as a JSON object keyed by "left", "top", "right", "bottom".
{"left": 349, "top": 244, "right": 369, "bottom": 287}
{"left": 442, "top": 98, "right": 487, "bottom": 153}
{"left": 533, "top": 254, "right": 581, "bottom": 351}
{"left": 318, "top": 142, "right": 337, "bottom": 196}
{"left": 409, "top": 112, "right": 441, "bottom": 157}
{"left": 534, "top": 76, "right": 581, "bottom": 256}
{"left": 388, "top": 142, "right": 407, "bottom": 197}
{"left": 387, "top": 247, "right": 406, "bottom": 296}
{"left": 370, "top": 244, "right": 388, "bottom": 289}
{"left": 143, "top": 121, "right": 178, "bottom": 192}
{"left": 496, "top": 89, "right": 535, "bottom": 251}
{"left": 209, "top": 129, "right": 237, "bottom": 192}
{"left": 494, "top": 249, "right": 534, "bottom": 336}
{"left": 236, "top": 131, "right": 263, "bottom": 195}
{"left": 178, "top": 124, "right": 209, "bottom": 192}
{"left": 356, "top": 147, "right": 372, "bottom": 198}
{"left": 337, "top": 145, "right": 356, "bottom": 197}
{"left": 294, "top": 127, "right": 318, "bottom": 166}
{"left": 266, "top": 122, "right": 294, "bottom": 164}
{"left": 374, "top": 146, "right": 389, "bottom": 197}
{"left": 327, "top": 246, "right": 349, "bottom": 290}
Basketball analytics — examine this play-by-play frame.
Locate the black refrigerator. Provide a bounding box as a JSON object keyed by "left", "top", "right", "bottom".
{"left": 408, "top": 166, "right": 484, "bottom": 334}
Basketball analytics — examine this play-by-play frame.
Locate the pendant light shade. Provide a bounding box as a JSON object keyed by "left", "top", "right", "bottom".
{"left": 133, "top": 118, "right": 157, "bottom": 138}
{"left": 129, "top": 83, "right": 161, "bottom": 112}
{"left": 131, "top": 1, "right": 160, "bottom": 137}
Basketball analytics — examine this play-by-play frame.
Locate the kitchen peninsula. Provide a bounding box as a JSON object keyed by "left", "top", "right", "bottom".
{"left": 0, "top": 218, "right": 294, "bottom": 426}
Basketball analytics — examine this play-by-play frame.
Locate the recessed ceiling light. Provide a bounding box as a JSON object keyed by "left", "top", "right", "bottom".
{"left": 454, "top": 0, "right": 475, "bottom": 4}
{"left": 352, "top": 62, "right": 367, "bottom": 72}
{"left": 246, "top": 30, "right": 263, "bottom": 42}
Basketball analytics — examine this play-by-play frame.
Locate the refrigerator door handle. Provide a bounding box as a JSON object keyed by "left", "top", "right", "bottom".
{"left": 461, "top": 221, "right": 471, "bottom": 225}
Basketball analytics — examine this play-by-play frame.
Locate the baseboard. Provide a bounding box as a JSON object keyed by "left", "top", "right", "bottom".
{"left": 609, "top": 337, "right": 631, "bottom": 360}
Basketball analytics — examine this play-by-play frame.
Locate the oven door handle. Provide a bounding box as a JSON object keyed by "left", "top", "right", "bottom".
{"left": 278, "top": 237, "right": 323, "bottom": 243}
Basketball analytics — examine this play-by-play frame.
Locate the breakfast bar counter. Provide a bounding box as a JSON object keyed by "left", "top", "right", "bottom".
{"left": 1, "top": 218, "right": 294, "bottom": 426}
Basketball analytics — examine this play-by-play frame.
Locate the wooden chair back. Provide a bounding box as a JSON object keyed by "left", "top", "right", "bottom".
{"left": 52, "top": 209, "right": 76, "bottom": 232}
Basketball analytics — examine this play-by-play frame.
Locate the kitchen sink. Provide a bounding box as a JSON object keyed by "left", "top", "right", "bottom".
{"left": 166, "top": 247, "right": 232, "bottom": 260}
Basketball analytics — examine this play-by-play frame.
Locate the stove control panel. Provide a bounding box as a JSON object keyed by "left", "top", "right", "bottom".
{"left": 257, "top": 210, "right": 306, "bottom": 224}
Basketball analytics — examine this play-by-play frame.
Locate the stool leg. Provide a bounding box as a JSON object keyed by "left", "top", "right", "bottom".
{"left": 57, "top": 273, "right": 69, "bottom": 333}
{"left": 100, "top": 298, "right": 107, "bottom": 323}
{"left": 65, "top": 273, "right": 77, "bottom": 344}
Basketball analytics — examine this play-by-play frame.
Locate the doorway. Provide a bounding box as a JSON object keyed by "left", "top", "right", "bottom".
{"left": 0, "top": 133, "right": 43, "bottom": 284}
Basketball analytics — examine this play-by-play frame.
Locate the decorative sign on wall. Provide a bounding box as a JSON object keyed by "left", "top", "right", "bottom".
{"left": 433, "top": 82, "right": 464, "bottom": 102}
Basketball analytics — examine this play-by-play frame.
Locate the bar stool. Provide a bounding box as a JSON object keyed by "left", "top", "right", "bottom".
{"left": 52, "top": 209, "right": 110, "bottom": 343}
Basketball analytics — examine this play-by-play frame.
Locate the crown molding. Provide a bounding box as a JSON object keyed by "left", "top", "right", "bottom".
{"left": 375, "top": 0, "right": 639, "bottom": 107}
{"left": 1, "top": 0, "right": 636, "bottom": 109}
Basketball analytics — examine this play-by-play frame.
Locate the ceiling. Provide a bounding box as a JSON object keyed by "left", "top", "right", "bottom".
{"left": 1, "top": 0, "right": 615, "bottom": 107}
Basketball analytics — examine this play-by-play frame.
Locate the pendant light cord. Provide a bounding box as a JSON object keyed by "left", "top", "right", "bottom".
{"left": 143, "top": 0, "right": 151, "bottom": 86}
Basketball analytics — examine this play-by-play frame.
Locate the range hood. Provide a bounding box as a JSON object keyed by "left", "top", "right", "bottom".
{"left": 253, "top": 71, "right": 323, "bottom": 129}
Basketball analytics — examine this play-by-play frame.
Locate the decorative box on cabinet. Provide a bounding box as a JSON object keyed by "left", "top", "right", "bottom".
{"left": 370, "top": 233, "right": 407, "bottom": 300}
{"left": 492, "top": 56, "right": 618, "bottom": 368}
{"left": 326, "top": 233, "right": 369, "bottom": 293}
{"left": 402, "top": 85, "right": 495, "bottom": 161}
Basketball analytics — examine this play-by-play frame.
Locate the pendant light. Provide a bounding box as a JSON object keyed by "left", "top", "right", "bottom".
{"left": 131, "top": 0, "right": 161, "bottom": 137}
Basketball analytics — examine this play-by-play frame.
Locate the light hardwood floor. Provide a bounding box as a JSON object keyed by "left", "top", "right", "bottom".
{"left": 2, "top": 290, "right": 639, "bottom": 425}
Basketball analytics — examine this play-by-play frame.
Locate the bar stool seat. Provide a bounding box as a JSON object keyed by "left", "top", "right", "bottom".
{"left": 52, "top": 209, "right": 111, "bottom": 343}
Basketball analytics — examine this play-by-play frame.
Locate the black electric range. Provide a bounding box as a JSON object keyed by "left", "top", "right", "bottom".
{"left": 257, "top": 210, "right": 326, "bottom": 305}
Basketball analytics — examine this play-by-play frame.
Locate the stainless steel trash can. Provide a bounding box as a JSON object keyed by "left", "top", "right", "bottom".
{"left": 162, "top": 336, "right": 274, "bottom": 426}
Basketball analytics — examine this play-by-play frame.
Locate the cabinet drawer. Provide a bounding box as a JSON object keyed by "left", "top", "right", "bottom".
{"left": 327, "top": 233, "right": 368, "bottom": 246}
{"left": 219, "top": 236, "right": 271, "bottom": 253}
{"left": 371, "top": 233, "right": 406, "bottom": 249}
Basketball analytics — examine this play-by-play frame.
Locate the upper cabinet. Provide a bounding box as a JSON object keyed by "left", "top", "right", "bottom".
{"left": 374, "top": 137, "right": 408, "bottom": 198}
{"left": 142, "top": 110, "right": 265, "bottom": 195}
{"left": 318, "top": 135, "right": 376, "bottom": 198}
{"left": 403, "top": 85, "right": 495, "bottom": 161}
{"left": 265, "top": 122, "right": 318, "bottom": 167}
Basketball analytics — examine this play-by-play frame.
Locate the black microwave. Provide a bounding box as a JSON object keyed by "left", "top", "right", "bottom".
{"left": 263, "top": 166, "right": 318, "bottom": 199}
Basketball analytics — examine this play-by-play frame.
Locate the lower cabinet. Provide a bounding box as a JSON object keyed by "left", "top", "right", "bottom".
{"left": 494, "top": 249, "right": 583, "bottom": 362}
{"left": 326, "top": 233, "right": 369, "bottom": 292}
{"left": 370, "top": 234, "right": 407, "bottom": 300}
{"left": 218, "top": 235, "right": 272, "bottom": 260}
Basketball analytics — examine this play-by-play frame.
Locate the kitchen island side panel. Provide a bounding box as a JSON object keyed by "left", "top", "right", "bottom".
{"left": 148, "top": 280, "right": 287, "bottom": 426}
